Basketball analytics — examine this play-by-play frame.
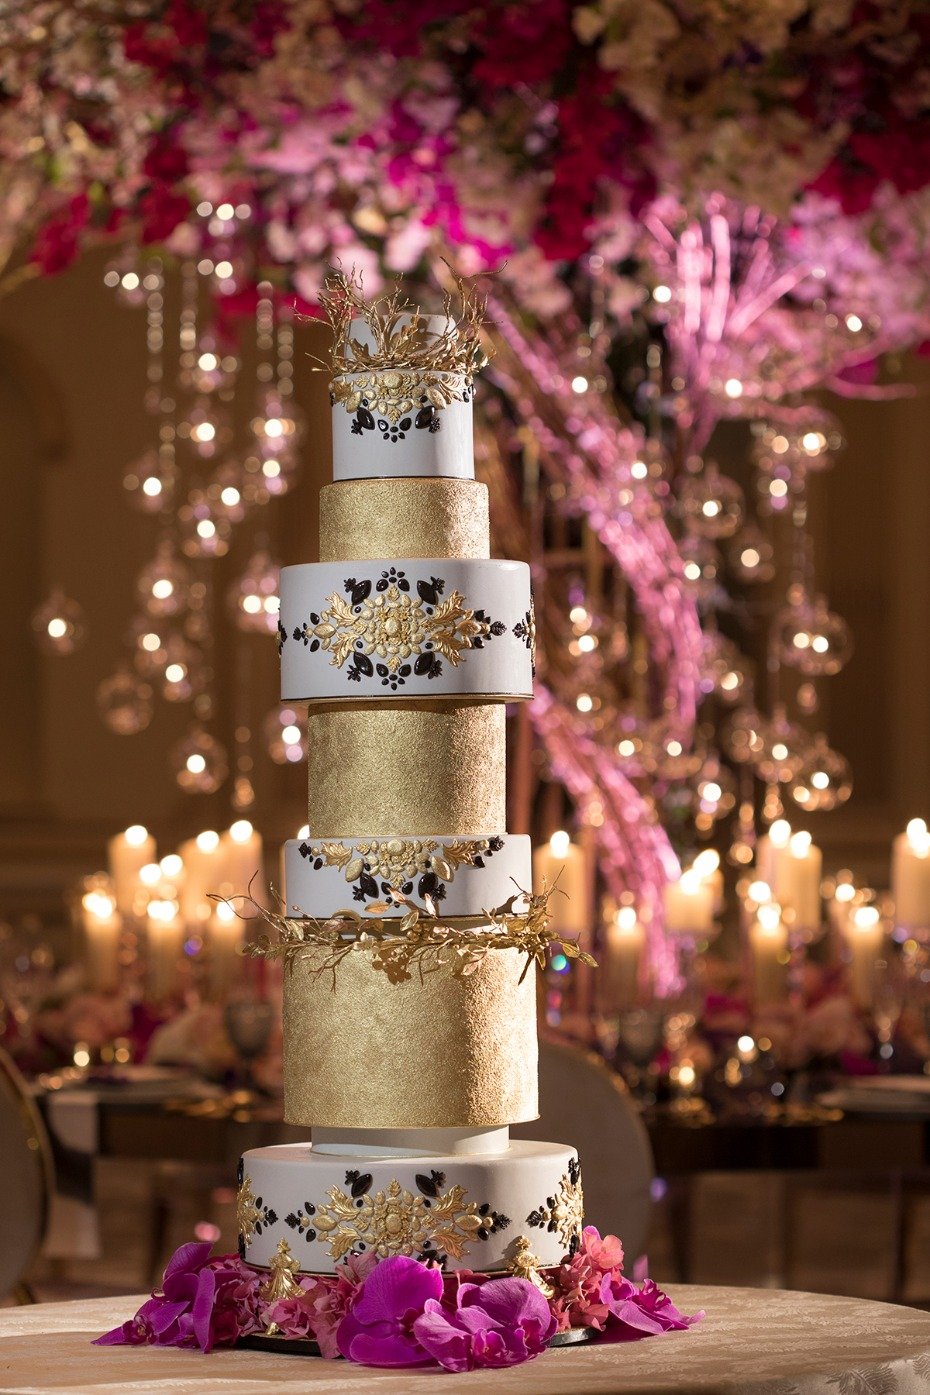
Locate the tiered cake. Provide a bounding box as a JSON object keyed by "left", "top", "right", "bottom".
{"left": 237, "top": 277, "right": 583, "bottom": 1286}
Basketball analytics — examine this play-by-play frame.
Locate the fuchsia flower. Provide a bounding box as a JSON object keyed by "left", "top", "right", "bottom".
{"left": 600, "top": 1273, "right": 703, "bottom": 1338}
{"left": 550, "top": 1224, "right": 624, "bottom": 1332}
{"left": 413, "top": 1277, "right": 556, "bottom": 1372}
{"left": 94, "top": 1244, "right": 262, "bottom": 1353}
{"left": 336, "top": 1255, "right": 442, "bottom": 1367}
{"left": 294, "top": 1250, "right": 378, "bottom": 1358}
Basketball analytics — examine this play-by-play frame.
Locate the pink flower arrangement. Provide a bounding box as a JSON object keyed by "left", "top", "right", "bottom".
{"left": 96, "top": 1229, "right": 700, "bottom": 1373}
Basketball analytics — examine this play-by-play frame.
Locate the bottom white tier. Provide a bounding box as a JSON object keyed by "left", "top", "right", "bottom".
{"left": 237, "top": 1139, "right": 582, "bottom": 1274}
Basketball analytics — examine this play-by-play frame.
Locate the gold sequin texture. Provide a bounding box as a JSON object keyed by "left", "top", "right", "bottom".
{"left": 319, "top": 478, "right": 489, "bottom": 562}
{"left": 306, "top": 703, "right": 505, "bottom": 836}
{"left": 283, "top": 945, "right": 538, "bottom": 1129}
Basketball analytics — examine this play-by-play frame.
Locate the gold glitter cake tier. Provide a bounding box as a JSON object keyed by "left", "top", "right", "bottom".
{"left": 283, "top": 944, "right": 538, "bottom": 1128}
{"left": 319, "top": 478, "right": 489, "bottom": 561}
{"left": 307, "top": 702, "right": 505, "bottom": 836}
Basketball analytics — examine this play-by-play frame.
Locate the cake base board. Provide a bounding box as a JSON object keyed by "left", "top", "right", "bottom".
{"left": 237, "top": 1326, "right": 598, "bottom": 1357}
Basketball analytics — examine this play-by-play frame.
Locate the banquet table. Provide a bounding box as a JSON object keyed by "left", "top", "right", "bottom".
{"left": 3, "top": 1286, "right": 930, "bottom": 1394}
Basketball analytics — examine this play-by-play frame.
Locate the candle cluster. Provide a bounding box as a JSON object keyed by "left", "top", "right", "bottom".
{"left": 81, "top": 820, "right": 268, "bottom": 1002}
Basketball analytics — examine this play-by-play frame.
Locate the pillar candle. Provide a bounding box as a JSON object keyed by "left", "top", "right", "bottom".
{"left": 692, "top": 848, "right": 724, "bottom": 913}
{"left": 844, "top": 906, "right": 885, "bottom": 1009}
{"left": 220, "top": 820, "right": 265, "bottom": 902}
{"left": 755, "top": 819, "right": 791, "bottom": 896}
{"left": 178, "top": 830, "right": 225, "bottom": 928}
{"left": 146, "top": 897, "right": 184, "bottom": 1002}
{"left": 892, "top": 818, "right": 930, "bottom": 928}
{"left": 82, "top": 887, "right": 122, "bottom": 993}
{"left": 749, "top": 904, "right": 788, "bottom": 1005}
{"left": 663, "top": 869, "right": 714, "bottom": 936}
{"left": 108, "top": 825, "right": 157, "bottom": 916}
{"left": 209, "top": 899, "right": 244, "bottom": 1000}
{"left": 604, "top": 907, "right": 645, "bottom": 1010}
{"left": 533, "top": 831, "right": 589, "bottom": 936}
{"left": 777, "top": 831, "right": 823, "bottom": 931}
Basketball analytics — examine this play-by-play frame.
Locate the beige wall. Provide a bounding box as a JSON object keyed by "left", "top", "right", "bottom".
{"left": 0, "top": 250, "right": 927, "bottom": 920}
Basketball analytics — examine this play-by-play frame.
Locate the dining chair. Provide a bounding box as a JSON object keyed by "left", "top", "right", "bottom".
{"left": 511, "top": 1035, "right": 655, "bottom": 1264}
{"left": 0, "top": 1045, "right": 55, "bottom": 1302}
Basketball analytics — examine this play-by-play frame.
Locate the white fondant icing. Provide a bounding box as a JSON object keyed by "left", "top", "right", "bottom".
{"left": 332, "top": 385, "right": 474, "bottom": 482}
{"left": 283, "top": 833, "right": 531, "bottom": 920}
{"left": 238, "top": 1139, "right": 581, "bottom": 1274}
{"left": 279, "top": 558, "right": 533, "bottom": 702}
{"left": 311, "top": 1126, "right": 511, "bottom": 1158}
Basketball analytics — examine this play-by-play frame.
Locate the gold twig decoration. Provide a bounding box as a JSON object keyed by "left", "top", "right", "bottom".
{"left": 224, "top": 886, "right": 596, "bottom": 988}
{"left": 317, "top": 266, "right": 492, "bottom": 382}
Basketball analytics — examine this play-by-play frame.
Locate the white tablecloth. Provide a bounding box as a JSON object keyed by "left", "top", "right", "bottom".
{"left": 3, "top": 1285, "right": 930, "bottom": 1393}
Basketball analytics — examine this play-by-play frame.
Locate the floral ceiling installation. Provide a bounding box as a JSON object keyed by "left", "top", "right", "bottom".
{"left": 4, "top": 0, "right": 930, "bottom": 945}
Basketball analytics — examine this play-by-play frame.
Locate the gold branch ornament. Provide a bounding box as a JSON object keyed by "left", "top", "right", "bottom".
{"left": 317, "top": 267, "right": 492, "bottom": 419}
{"left": 229, "top": 886, "right": 597, "bottom": 988}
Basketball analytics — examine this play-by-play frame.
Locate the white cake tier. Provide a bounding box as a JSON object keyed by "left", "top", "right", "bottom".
{"left": 279, "top": 559, "right": 534, "bottom": 702}
{"left": 332, "top": 374, "right": 474, "bottom": 481}
{"left": 237, "top": 1140, "right": 583, "bottom": 1275}
{"left": 283, "top": 833, "right": 531, "bottom": 920}
{"left": 330, "top": 314, "right": 476, "bottom": 482}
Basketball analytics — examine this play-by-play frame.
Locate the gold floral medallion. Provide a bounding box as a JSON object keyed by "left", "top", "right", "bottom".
{"left": 237, "top": 1173, "right": 260, "bottom": 1247}
{"left": 311, "top": 584, "right": 491, "bottom": 673}
{"left": 311, "top": 1174, "right": 509, "bottom": 1262}
{"left": 526, "top": 1160, "right": 584, "bottom": 1251}
{"left": 236, "top": 1171, "right": 277, "bottom": 1248}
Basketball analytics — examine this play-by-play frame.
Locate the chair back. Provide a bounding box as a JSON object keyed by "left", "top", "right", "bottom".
{"left": 0, "top": 1047, "right": 54, "bottom": 1300}
{"left": 512, "top": 1036, "right": 654, "bottom": 1263}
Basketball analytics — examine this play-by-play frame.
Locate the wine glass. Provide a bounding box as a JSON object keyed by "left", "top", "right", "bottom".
{"left": 614, "top": 1007, "right": 665, "bottom": 1101}
{"left": 223, "top": 998, "right": 273, "bottom": 1094}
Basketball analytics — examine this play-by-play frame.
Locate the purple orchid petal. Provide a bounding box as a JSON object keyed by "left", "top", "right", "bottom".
{"left": 191, "top": 1265, "right": 218, "bottom": 1351}
{"left": 351, "top": 1254, "right": 443, "bottom": 1327}
{"left": 413, "top": 1305, "right": 476, "bottom": 1373}
{"left": 337, "top": 1315, "right": 435, "bottom": 1368}
{"left": 162, "top": 1240, "right": 213, "bottom": 1284}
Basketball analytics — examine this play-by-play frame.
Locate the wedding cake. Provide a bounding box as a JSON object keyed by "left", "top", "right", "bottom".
{"left": 236, "top": 274, "right": 584, "bottom": 1292}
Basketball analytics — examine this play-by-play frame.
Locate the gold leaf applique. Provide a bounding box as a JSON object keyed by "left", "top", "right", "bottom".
{"left": 311, "top": 1177, "right": 507, "bottom": 1262}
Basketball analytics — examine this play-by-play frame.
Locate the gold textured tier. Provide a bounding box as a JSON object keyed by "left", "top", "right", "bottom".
{"left": 319, "top": 477, "right": 489, "bottom": 562}
{"left": 284, "top": 946, "right": 538, "bottom": 1128}
{"left": 307, "top": 702, "right": 505, "bottom": 835}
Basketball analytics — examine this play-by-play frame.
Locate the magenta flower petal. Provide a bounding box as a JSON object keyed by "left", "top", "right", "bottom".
{"left": 335, "top": 1255, "right": 443, "bottom": 1368}
{"left": 339, "top": 1324, "right": 436, "bottom": 1368}
{"left": 163, "top": 1240, "right": 213, "bottom": 1285}
{"left": 352, "top": 1254, "right": 443, "bottom": 1325}
{"left": 413, "top": 1275, "right": 554, "bottom": 1372}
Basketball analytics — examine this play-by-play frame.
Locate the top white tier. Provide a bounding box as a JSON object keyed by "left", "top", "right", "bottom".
{"left": 331, "top": 315, "right": 476, "bottom": 481}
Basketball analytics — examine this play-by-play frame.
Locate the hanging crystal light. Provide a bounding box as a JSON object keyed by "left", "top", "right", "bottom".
{"left": 228, "top": 549, "right": 280, "bottom": 634}
{"left": 31, "top": 589, "right": 86, "bottom": 655}
{"left": 728, "top": 524, "right": 776, "bottom": 584}
{"left": 207, "top": 459, "right": 250, "bottom": 523}
{"left": 136, "top": 543, "right": 191, "bottom": 617}
{"left": 789, "top": 735, "right": 853, "bottom": 811}
{"left": 177, "top": 495, "right": 232, "bottom": 558}
{"left": 678, "top": 535, "right": 722, "bottom": 603}
{"left": 183, "top": 401, "right": 225, "bottom": 460}
{"left": 753, "top": 705, "right": 811, "bottom": 784}
{"left": 170, "top": 726, "right": 228, "bottom": 794}
{"left": 263, "top": 705, "right": 307, "bottom": 764}
{"left": 97, "top": 665, "right": 154, "bottom": 735}
{"left": 678, "top": 462, "right": 744, "bottom": 539}
{"left": 122, "top": 448, "right": 174, "bottom": 513}
{"left": 158, "top": 633, "right": 204, "bottom": 703}
{"left": 128, "top": 617, "right": 170, "bottom": 676}
{"left": 725, "top": 707, "right": 767, "bottom": 765}
{"left": 699, "top": 631, "right": 751, "bottom": 705}
{"left": 773, "top": 590, "right": 853, "bottom": 676}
